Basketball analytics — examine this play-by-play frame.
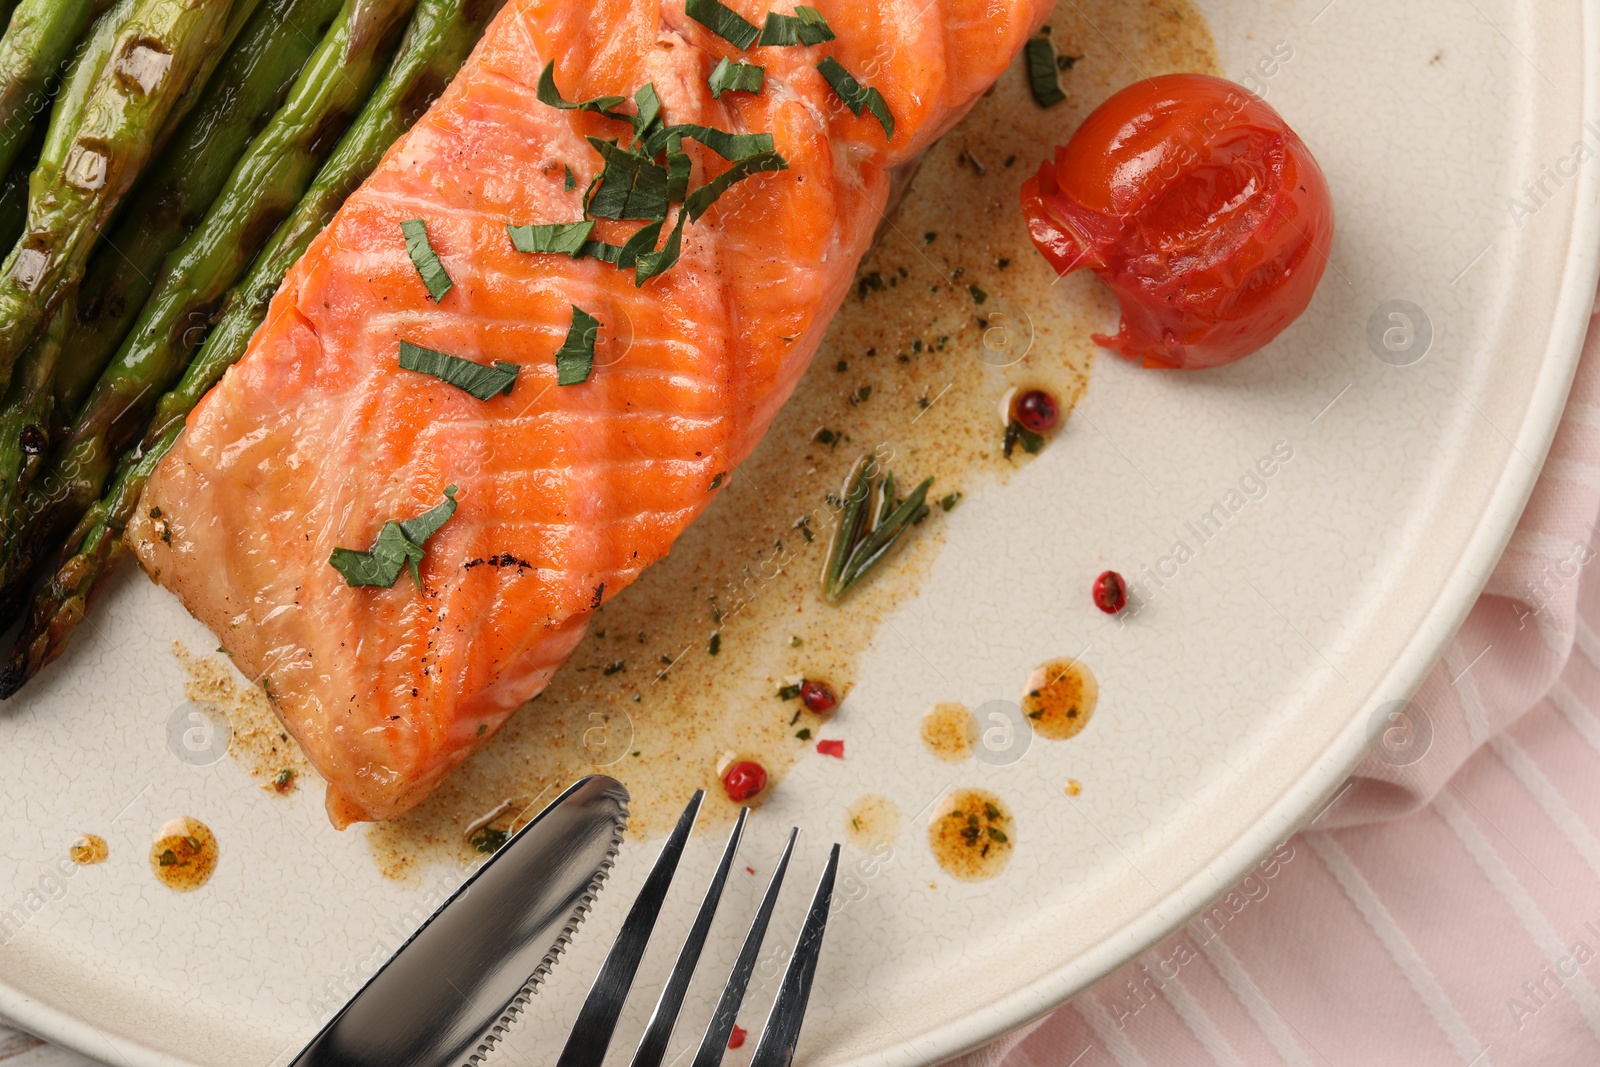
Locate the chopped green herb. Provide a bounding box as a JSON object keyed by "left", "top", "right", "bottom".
{"left": 273, "top": 769, "right": 295, "bottom": 791}
{"left": 603, "top": 660, "right": 626, "bottom": 675}
{"left": 685, "top": 150, "right": 789, "bottom": 220}
{"left": 939, "top": 491, "right": 962, "bottom": 512}
{"left": 814, "top": 427, "right": 838, "bottom": 445}
{"left": 823, "top": 456, "right": 933, "bottom": 602}
{"left": 158, "top": 849, "right": 177, "bottom": 867}
{"left": 984, "top": 802, "right": 1001, "bottom": 819}
{"left": 758, "top": 5, "right": 835, "bottom": 45}
{"left": 817, "top": 57, "right": 894, "bottom": 139}
{"left": 709, "top": 471, "right": 726, "bottom": 490}
{"left": 586, "top": 137, "right": 671, "bottom": 221}
{"left": 642, "top": 124, "right": 775, "bottom": 161}
{"left": 708, "top": 632, "right": 722, "bottom": 655}
{"left": 1025, "top": 37, "right": 1067, "bottom": 107}
{"left": 580, "top": 239, "right": 626, "bottom": 265}
{"left": 399, "top": 341, "right": 519, "bottom": 400}
{"left": 469, "top": 826, "right": 509, "bottom": 854}
{"left": 556, "top": 306, "right": 602, "bottom": 385}
{"left": 709, "top": 56, "right": 765, "bottom": 97}
{"left": 564, "top": 164, "right": 577, "bottom": 191}
{"left": 631, "top": 83, "right": 663, "bottom": 146}
{"left": 778, "top": 683, "right": 802, "bottom": 700}
{"left": 987, "top": 826, "right": 1009, "bottom": 843}
{"left": 1003, "top": 420, "right": 1046, "bottom": 458}
{"left": 401, "top": 220, "right": 453, "bottom": 303}
{"left": 329, "top": 486, "right": 461, "bottom": 590}
{"left": 536, "top": 60, "right": 627, "bottom": 118}
{"left": 477, "top": 724, "right": 487, "bottom": 736}
{"left": 618, "top": 219, "right": 666, "bottom": 268}
{"left": 796, "top": 727, "right": 812, "bottom": 740}
{"left": 635, "top": 210, "right": 688, "bottom": 285}
{"left": 969, "top": 284, "right": 989, "bottom": 305}
{"left": 686, "top": 0, "right": 760, "bottom": 48}
{"left": 149, "top": 506, "right": 161, "bottom": 519}
{"left": 664, "top": 133, "right": 691, "bottom": 201}
{"left": 507, "top": 219, "right": 595, "bottom": 256}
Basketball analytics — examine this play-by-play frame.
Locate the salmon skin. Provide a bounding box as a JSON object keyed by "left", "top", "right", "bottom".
{"left": 128, "top": 0, "right": 1052, "bottom": 827}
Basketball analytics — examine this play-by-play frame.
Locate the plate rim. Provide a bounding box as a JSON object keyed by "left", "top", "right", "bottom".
{"left": 4, "top": 5, "right": 1600, "bottom": 1065}
{"left": 884, "top": 2, "right": 1600, "bottom": 1063}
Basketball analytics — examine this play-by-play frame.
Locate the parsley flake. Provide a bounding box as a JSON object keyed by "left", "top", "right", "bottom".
{"left": 507, "top": 219, "right": 595, "bottom": 256}
{"left": 564, "top": 164, "right": 577, "bottom": 191}
{"left": 630, "top": 82, "right": 663, "bottom": 146}
{"left": 536, "top": 60, "right": 627, "bottom": 118}
{"left": 635, "top": 209, "right": 687, "bottom": 285}
{"left": 642, "top": 124, "right": 775, "bottom": 161}
{"left": 664, "top": 132, "right": 691, "bottom": 201}
{"left": 401, "top": 220, "right": 453, "bottom": 303}
{"left": 330, "top": 486, "right": 460, "bottom": 590}
{"left": 758, "top": 6, "right": 835, "bottom": 46}
{"left": 685, "top": 150, "right": 789, "bottom": 220}
{"left": 686, "top": 0, "right": 760, "bottom": 48}
{"left": 817, "top": 57, "right": 895, "bottom": 139}
{"left": 399, "top": 341, "right": 519, "bottom": 400}
{"left": 709, "top": 57, "right": 765, "bottom": 97}
{"left": 586, "top": 137, "right": 671, "bottom": 221}
{"left": 556, "top": 306, "right": 602, "bottom": 385}
{"left": 1025, "top": 37, "right": 1067, "bottom": 107}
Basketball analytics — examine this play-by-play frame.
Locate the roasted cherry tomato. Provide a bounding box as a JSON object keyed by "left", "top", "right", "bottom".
{"left": 1021, "top": 74, "right": 1334, "bottom": 370}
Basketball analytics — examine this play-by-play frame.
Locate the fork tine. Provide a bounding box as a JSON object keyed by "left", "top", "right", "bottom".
{"left": 748, "top": 843, "right": 840, "bottom": 1067}
{"left": 628, "top": 807, "right": 750, "bottom": 1067}
{"left": 688, "top": 827, "right": 799, "bottom": 1067}
{"left": 556, "top": 790, "right": 706, "bottom": 1067}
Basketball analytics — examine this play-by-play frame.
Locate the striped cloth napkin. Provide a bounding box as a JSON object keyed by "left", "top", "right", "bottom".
{"left": 9, "top": 322, "right": 1600, "bottom": 1067}
{"left": 953, "top": 302, "right": 1600, "bottom": 1065}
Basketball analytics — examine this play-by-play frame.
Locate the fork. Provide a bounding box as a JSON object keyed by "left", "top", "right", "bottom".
{"left": 555, "top": 790, "right": 839, "bottom": 1067}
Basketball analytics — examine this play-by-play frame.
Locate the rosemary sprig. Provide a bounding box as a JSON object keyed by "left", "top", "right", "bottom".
{"left": 823, "top": 455, "right": 933, "bottom": 602}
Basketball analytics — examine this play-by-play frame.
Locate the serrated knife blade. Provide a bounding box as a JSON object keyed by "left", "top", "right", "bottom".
{"left": 289, "top": 775, "right": 630, "bottom": 1067}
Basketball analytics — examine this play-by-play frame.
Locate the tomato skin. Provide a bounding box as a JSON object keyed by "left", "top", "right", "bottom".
{"left": 1021, "top": 74, "right": 1334, "bottom": 370}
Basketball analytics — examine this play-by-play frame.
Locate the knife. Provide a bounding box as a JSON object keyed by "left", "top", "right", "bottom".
{"left": 290, "top": 775, "right": 630, "bottom": 1067}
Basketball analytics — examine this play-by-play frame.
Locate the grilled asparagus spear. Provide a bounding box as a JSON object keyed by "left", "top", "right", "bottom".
{"left": 2, "top": 0, "right": 500, "bottom": 691}
{"left": 0, "top": 0, "right": 415, "bottom": 614}
{"left": 0, "top": 0, "right": 239, "bottom": 396}
{"left": 50, "top": 0, "right": 346, "bottom": 422}
{"left": 0, "top": 285, "right": 71, "bottom": 520}
{"left": 0, "top": 120, "right": 40, "bottom": 252}
{"left": 0, "top": 0, "right": 106, "bottom": 183}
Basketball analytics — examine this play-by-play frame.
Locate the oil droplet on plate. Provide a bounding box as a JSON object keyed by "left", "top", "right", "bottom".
{"left": 1022, "top": 659, "right": 1098, "bottom": 741}
{"left": 845, "top": 795, "right": 900, "bottom": 850}
{"left": 69, "top": 834, "right": 107, "bottom": 865}
{"left": 1065, "top": 779, "right": 1083, "bottom": 797}
{"left": 149, "top": 817, "right": 218, "bottom": 892}
{"left": 921, "top": 702, "right": 976, "bottom": 762}
{"left": 928, "top": 788, "right": 1014, "bottom": 881}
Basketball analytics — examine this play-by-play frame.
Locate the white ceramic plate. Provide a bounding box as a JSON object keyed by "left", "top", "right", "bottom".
{"left": 3, "top": 0, "right": 1599, "bottom": 1064}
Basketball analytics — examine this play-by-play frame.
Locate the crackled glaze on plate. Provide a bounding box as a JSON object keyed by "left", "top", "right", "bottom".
{"left": 0, "top": 1, "right": 1598, "bottom": 1065}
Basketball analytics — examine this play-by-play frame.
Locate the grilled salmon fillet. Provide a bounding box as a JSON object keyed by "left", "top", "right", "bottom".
{"left": 128, "top": 0, "right": 1052, "bottom": 827}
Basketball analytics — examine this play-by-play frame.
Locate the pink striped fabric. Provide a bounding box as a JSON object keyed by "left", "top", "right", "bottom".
{"left": 951, "top": 306, "right": 1600, "bottom": 1067}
